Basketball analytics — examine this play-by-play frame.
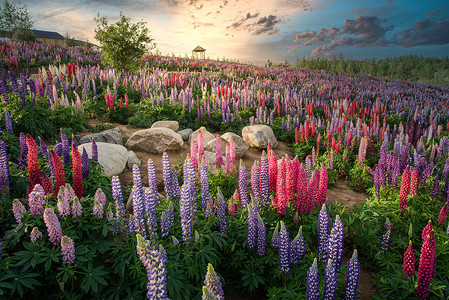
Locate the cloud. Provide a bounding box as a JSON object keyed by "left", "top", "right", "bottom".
{"left": 228, "top": 12, "right": 260, "bottom": 29}
{"left": 283, "top": 45, "right": 298, "bottom": 56}
{"left": 394, "top": 17, "right": 449, "bottom": 47}
{"left": 228, "top": 14, "right": 283, "bottom": 36}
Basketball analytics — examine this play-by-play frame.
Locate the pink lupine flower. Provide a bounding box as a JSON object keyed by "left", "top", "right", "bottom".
{"left": 57, "top": 186, "right": 71, "bottom": 217}
{"left": 416, "top": 235, "right": 435, "bottom": 299}
{"left": 61, "top": 235, "right": 75, "bottom": 264}
{"left": 198, "top": 130, "right": 204, "bottom": 161}
{"left": 410, "top": 169, "right": 419, "bottom": 196}
{"left": 228, "top": 198, "right": 236, "bottom": 216}
{"left": 296, "top": 164, "right": 307, "bottom": 214}
{"left": 28, "top": 184, "right": 46, "bottom": 216}
{"left": 191, "top": 140, "right": 198, "bottom": 169}
{"left": 43, "top": 207, "right": 63, "bottom": 245}
{"left": 399, "top": 166, "right": 411, "bottom": 211}
{"left": 437, "top": 203, "right": 448, "bottom": 225}
{"left": 224, "top": 144, "right": 231, "bottom": 174}
{"left": 71, "top": 196, "right": 82, "bottom": 218}
{"left": 216, "top": 136, "right": 222, "bottom": 170}
{"left": 30, "top": 227, "right": 42, "bottom": 243}
{"left": 316, "top": 164, "right": 328, "bottom": 206}
{"left": 13, "top": 199, "right": 26, "bottom": 225}
{"left": 403, "top": 241, "right": 415, "bottom": 276}
{"left": 229, "top": 139, "right": 236, "bottom": 169}
{"left": 268, "top": 150, "right": 278, "bottom": 192}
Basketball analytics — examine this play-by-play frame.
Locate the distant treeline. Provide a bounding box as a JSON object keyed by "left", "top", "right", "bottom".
{"left": 295, "top": 55, "right": 449, "bottom": 85}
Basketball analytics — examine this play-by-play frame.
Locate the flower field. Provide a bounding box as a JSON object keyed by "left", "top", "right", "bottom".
{"left": 0, "top": 40, "right": 449, "bottom": 299}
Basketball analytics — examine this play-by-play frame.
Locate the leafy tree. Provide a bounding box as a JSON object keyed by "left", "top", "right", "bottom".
{"left": 0, "top": 0, "right": 16, "bottom": 37}
{"left": 64, "top": 32, "right": 77, "bottom": 47}
{"left": 0, "top": 0, "right": 35, "bottom": 41}
{"left": 94, "top": 12, "right": 156, "bottom": 71}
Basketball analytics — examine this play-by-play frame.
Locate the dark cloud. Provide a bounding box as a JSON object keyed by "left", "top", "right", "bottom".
{"left": 228, "top": 13, "right": 283, "bottom": 36}
{"left": 394, "top": 17, "right": 449, "bottom": 47}
{"left": 427, "top": 8, "right": 446, "bottom": 17}
{"left": 228, "top": 12, "right": 260, "bottom": 29}
{"left": 294, "top": 27, "right": 340, "bottom": 45}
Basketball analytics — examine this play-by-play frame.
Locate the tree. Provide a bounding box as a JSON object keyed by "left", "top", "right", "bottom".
{"left": 64, "top": 32, "right": 77, "bottom": 47}
{"left": 94, "top": 12, "right": 156, "bottom": 71}
{"left": 0, "top": 0, "right": 35, "bottom": 41}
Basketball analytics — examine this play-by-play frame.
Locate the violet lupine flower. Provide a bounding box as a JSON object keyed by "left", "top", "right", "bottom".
{"left": 403, "top": 241, "right": 415, "bottom": 276}
{"left": 381, "top": 218, "right": 393, "bottom": 251}
{"left": 167, "top": 201, "right": 174, "bottom": 228}
{"left": 60, "top": 129, "right": 71, "bottom": 167}
{"left": 12, "top": 199, "right": 26, "bottom": 225}
{"left": 91, "top": 139, "right": 98, "bottom": 162}
{"left": 327, "top": 215, "right": 345, "bottom": 272}
{"left": 162, "top": 152, "right": 178, "bottom": 201}
{"left": 18, "top": 132, "right": 28, "bottom": 170}
{"left": 343, "top": 249, "right": 360, "bottom": 300}
{"left": 216, "top": 137, "right": 223, "bottom": 170}
{"left": 28, "top": 184, "right": 46, "bottom": 216}
{"left": 180, "top": 184, "right": 192, "bottom": 242}
{"left": 291, "top": 226, "right": 305, "bottom": 265}
{"left": 251, "top": 161, "right": 260, "bottom": 202}
{"left": 93, "top": 188, "right": 106, "bottom": 218}
{"left": 247, "top": 205, "right": 258, "bottom": 249}
{"left": 306, "top": 258, "right": 320, "bottom": 300}
{"left": 259, "top": 151, "right": 269, "bottom": 207}
{"left": 271, "top": 222, "right": 280, "bottom": 248}
{"left": 61, "top": 235, "right": 75, "bottom": 264}
{"left": 160, "top": 211, "right": 169, "bottom": 238}
{"left": 144, "top": 188, "right": 158, "bottom": 240}
{"left": 136, "top": 234, "right": 169, "bottom": 300}
{"left": 257, "top": 214, "right": 266, "bottom": 257}
{"left": 239, "top": 160, "right": 249, "bottom": 207}
{"left": 147, "top": 159, "right": 158, "bottom": 197}
{"left": 200, "top": 162, "right": 211, "bottom": 214}
{"left": 416, "top": 234, "right": 435, "bottom": 300}
{"left": 57, "top": 187, "right": 70, "bottom": 217}
{"left": 30, "top": 227, "right": 42, "bottom": 243}
{"left": 71, "top": 196, "right": 82, "bottom": 218}
{"left": 171, "top": 166, "right": 181, "bottom": 199}
{"left": 278, "top": 221, "right": 291, "bottom": 274}
{"left": 216, "top": 188, "right": 227, "bottom": 234}
{"left": 431, "top": 174, "right": 440, "bottom": 199}
{"left": 43, "top": 207, "right": 63, "bottom": 245}
{"left": 39, "top": 138, "right": 48, "bottom": 160}
{"left": 0, "top": 150, "right": 9, "bottom": 197}
{"left": 4, "top": 111, "right": 13, "bottom": 134}
{"left": 131, "top": 186, "right": 146, "bottom": 237}
{"left": 81, "top": 148, "right": 89, "bottom": 179}
{"left": 318, "top": 204, "right": 330, "bottom": 261}
{"left": 323, "top": 259, "right": 338, "bottom": 300}
{"left": 204, "top": 263, "right": 224, "bottom": 300}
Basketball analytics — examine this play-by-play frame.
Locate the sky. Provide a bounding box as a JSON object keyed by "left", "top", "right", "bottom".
{"left": 25, "top": 0, "right": 449, "bottom": 64}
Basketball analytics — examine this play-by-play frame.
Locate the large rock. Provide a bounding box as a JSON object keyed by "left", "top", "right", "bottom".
{"left": 127, "top": 151, "right": 141, "bottom": 169}
{"left": 151, "top": 120, "right": 179, "bottom": 132}
{"left": 79, "top": 127, "right": 124, "bottom": 145}
{"left": 177, "top": 128, "right": 193, "bottom": 141}
{"left": 221, "top": 132, "right": 249, "bottom": 158}
{"left": 203, "top": 151, "right": 224, "bottom": 174}
{"left": 189, "top": 127, "right": 215, "bottom": 146}
{"left": 125, "top": 128, "right": 183, "bottom": 154}
{"left": 242, "top": 125, "right": 278, "bottom": 149}
{"left": 78, "top": 142, "right": 128, "bottom": 177}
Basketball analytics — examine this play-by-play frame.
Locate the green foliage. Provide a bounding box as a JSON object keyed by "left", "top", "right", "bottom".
{"left": 0, "top": 0, "right": 34, "bottom": 41}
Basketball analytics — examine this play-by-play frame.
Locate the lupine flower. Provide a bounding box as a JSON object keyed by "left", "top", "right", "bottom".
{"left": 112, "top": 175, "right": 126, "bottom": 218}
{"left": 162, "top": 152, "right": 178, "bottom": 200}
{"left": 251, "top": 161, "right": 260, "bottom": 202}
{"left": 276, "top": 178, "right": 287, "bottom": 215}
{"left": 306, "top": 258, "right": 320, "bottom": 300}
{"left": 160, "top": 211, "right": 169, "bottom": 238}
{"left": 358, "top": 137, "right": 368, "bottom": 167}
{"left": 30, "top": 227, "right": 42, "bottom": 243}
{"left": 202, "top": 286, "right": 216, "bottom": 300}
{"left": 26, "top": 134, "right": 41, "bottom": 194}
{"left": 278, "top": 221, "right": 291, "bottom": 274}
{"left": 228, "top": 197, "right": 236, "bottom": 216}
{"left": 91, "top": 139, "right": 98, "bottom": 162}
{"left": 28, "top": 184, "right": 46, "bottom": 216}
{"left": 317, "top": 165, "right": 328, "bottom": 206}
{"left": 71, "top": 144, "right": 83, "bottom": 198}
{"left": 399, "top": 166, "right": 411, "bottom": 211}
{"left": 57, "top": 187, "right": 71, "bottom": 217}
{"left": 180, "top": 184, "right": 192, "bottom": 242}
{"left": 216, "top": 188, "right": 227, "bottom": 234}
{"left": 381, "top": 218, "right": 393, "bottom": 251}
{"left": 323, "top": 259, "right": 338, "bottom": 300}
{"left": 81, "top": 148, "right": 90, "bottom": 178}
{"left": 172, "top": 235, "right": 180, "bottom": 245}
{"left": 13, "top": 199, "right": 26, "bottom": 225}
{"left": 61, "top": 235, "right": 75, "bottom": 264}
{"left": 296, "top": 164, "right": 307, "bottom": 214}
{"left": 327, "top": 215, "right": 345, "bottom": 272}
{"left": 71, "top": 196, "right": 82, "bottom": 218}
{"left": 410, "top": 169, "right": 419, "bottom": 196}
{"left": 167, "top": 201, "right": 174, "bottom": 228}
{"left": 421, "top": 221, "right": 435, "bottom": 277}
{"left": 191, "top": 140, "right": 198, "bottom": 170}
{"left": 93, "top": 188, "right": 106, "bottom": 218}
{"left": 437, "top": 203, "right": 448, "bottom": 225}
{"left": 148, "top": 159, "right": 158, "bottom": 196}
{"left": 293, "top": 212, "right": 299, "bottom": 223}
{"left": 43, "top": 207, "right": 63, "bottom": 245}
{"left": 106, "top": 203, "right": 114, "bottom": 221}
{"left": 403, "top": 241, "right": 415, "bottom": 276}
{"left": 259, "top": 151, "right": 269, "bottom": 207}
{"left": 305, "top": 170, "right": 319, "bottom": 214}
{"left": 238, "top": 160, "right": 249, "bottom": 207}
{"left": 51, "top": 150, "right": 66, "bottom": 195}
{"left": 203, "top": 263, "right": 224, "bottom": 300}
{"left": 343, "top": 249, "right": 360, "bottom": 300}
{"left": 18, "top": 132, "right": 28, "bottom": 170}
{"left": 416, "top": 234, "right": 435, "bottom": 300}
{"left": 291, "top": 226, "right": 305, "bottom": 264}
{"left": 224, "top": 144, "right": 231, "bottom": 174}
{"left": 229, "top": 139, "right": 236, "bottom": 169}
{"left": 318, "top": 204, "right": 330, "bottom": 261}
{"left": 4, "top": 111, "right": 13, "bottom": 134}
{"left": 215, "top": 136, "right": 222, "bottom": 170}
{"left": 40, "top": 171, "right": 54, "bottom": 197}
{"left": 256, "top": 214, "right": 266, "bottom": 257}
{"left": 198, "top": 130, "right": 204, "bottom": 161}
{"left": 268, "top": 150, "right": 277, "bottom": 192}
{"left": 285, "top": 157, "right": 295, "bottom": 202}
{"left": 61, "top": 129, "right": 71, "bottom": 167}
{"left": 271, "top": 222, "right": 280, "bottom": 248}
{"left": 247, "top": 204, "right": 258, "bottom": 249}
{"left": 200, "top": 162, "right": 211, "bottom": 214}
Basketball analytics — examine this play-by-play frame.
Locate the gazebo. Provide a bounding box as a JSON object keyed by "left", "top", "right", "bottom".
{"left": 192, "top": 45, "right": 206, "bottom": 59}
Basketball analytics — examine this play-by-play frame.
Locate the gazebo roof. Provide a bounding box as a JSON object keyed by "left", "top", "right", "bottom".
{"left": 193, "top": 45, "right": 206, "bottom": 52}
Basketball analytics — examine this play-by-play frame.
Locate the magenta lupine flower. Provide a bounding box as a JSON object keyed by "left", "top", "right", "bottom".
{"left": 57, "top": 186, "right": 70, "bottom": 217}
{"left": 229, "top": 139, "right": 236, "bottom": 169}
{"left": 238, "top": 160, "right": 249, "bottom": 207}
{"left": 228, "top": 197, "right": 236, "bottom": 216}
{"left": 61, "top": 235, "right": 75, "bottom": 264}
{"left": 278, "top": 221, "right": 291, "bottom": 274}
{"left": 197, "top": 130, "right": 204, "bottom": 161}
{"left": 191, "top": 140, "right": 198, "bottom": 170}
{"left": 358, "top": 137, "right": 368, "bottom": 167}
{"left": 257, "top": 214, "right": 266, "bottom": 257}
{"left": 305, "top": 170, "right": 319, "bottom": 214}
{"left": 410, "top": 169, "right": 419, "bottom": 196}
{"left": 318, "top": 204, "right": 330, "bottom": 261}
{"left": 343, "top": 249, "right": 360, "bottom": 300}
{"left": 43, "top": 207, "right": 63, "bottom": 245}
{"left": 291, "top": 226, "right": 305, "bottom": 265}
{"left": 268, "top": 150, "right": 277, "bottom": 192}
{"left": 251, "top": 161, "right": 260, "bottom": 202}
{"left": 71, "top": 196, "right": 82, "bottom": 218}
{"left": 93, "top": 188, "right": 106, "bottom": 218}
{"left": 296, "top": 164, "right": 307, "bottom": 214}
{"left": 403, "top": 241, "right": 415, "bottom": 276}
{"left": 306, "top": 258, "right": 320, "bottom": 300}
{"left": 317, "top": 165, "right": 328, "bottom": 206}
{"left": 329, "top": 150, "right": 334, "bottom": 170}
{"left": 323, "top": 259, "right": 338, "bottom": 300}
{"left": 224, "top": 144, "right": 231, "bottom": 174}
{"left": 259, "top": 151, "right": 269, "bottom": 207}
{"left": 28, "top": 184, "right": 46, "bottom": 216}
{"left": 327, "top": 215, "right": 345, "bottom": 272}
{"left": 421, "top": 221, "right": 435, "bottom": 277}
{"left": 91, "top": 139, "right": 98, "bottom": 162}
{"left": 180, "top": 184, "right": 192, "bottom": 242}
{"left": 271, "top": 222, "right": 279, "bottom": 248}
{"left": 200, "top": 162, "right": 211, "bottom": 214}
{"left": 285, "top": 157, "right": 295, "bottom": 202}
{"left": 437, "top": 203, "right": 448, "bottom": 225}
{"left": 381, "top": 218, "right": 393, "bottom": 251}
{"left": 30, "top": 227, "right": 42, "bottom": 243}
{"left": 398, "top": 166, "right": 411, "bottom": 211}
{"left": 416, "top": 234, "right": 435, "bottom": 300}
{"left": 247, "top": 205, "right": 257, "bottom": 249}
{"left": 13, "top": 199, "right": 26, "bottom": 225}
{"left": 216, "top": 188, "right": 227, "bottom": 234}
{"left": 215, "top": 137, "right": 223, "bottom": 170}
{"left": 203, "top": 263, "right": 224, "bottom": 300}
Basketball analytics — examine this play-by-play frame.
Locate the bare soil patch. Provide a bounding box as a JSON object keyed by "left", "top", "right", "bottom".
{"left": 327, "top": 180, "right": 369, "bottom": 209}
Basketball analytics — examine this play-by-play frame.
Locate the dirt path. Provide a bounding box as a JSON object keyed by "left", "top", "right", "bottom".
{"left": 327, "top": 180, "right": 369, "bottom": 209}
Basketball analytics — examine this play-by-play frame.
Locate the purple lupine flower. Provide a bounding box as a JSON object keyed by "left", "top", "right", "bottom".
{"left": 185, "top": 158, "right": 197, "bottom": 213}
{"left": 167, "top": 201, "right": 174, "bottom": 228}
{"left": 60, "top": 129, "right": 71, "bottom": 167}
{"left": 30, "top": 227, "right": 42, "bottom": 243}
{"left": 251, "top": 161, "right": 260, "bottom": 202}
{"left": 131, "top": 187, "right": 146, "bottom": 237}
{"left": 381, "top": 218, "right": 393, "bottom": 251}
{"left": 57, "top": 186, "right": 70, "bottom": 217}
{"left": 171, "top": 166, "right": 181, "bottom": 198}
{"left": 162, "top": 152, "right": 177, "bottom": 201}
{"left": 144, "top": 188, "right": 158, "bottom": 239}
{"left": 61, "top": 235, "right": 75, "bottom": 264}
{"left": 12, "top": 199, "right": 26, "bottom": 225}
{"left": 39, "top": 138, "right": 48, "bottom": 160}
{"left": 216, "top": 187, "right": 227, "bottom": 234}
{"left": 306, "top": 258, "right": 320, "bottom": 300}
{"left": 180, "top": 184, "right": 192, "bottom": 242}
{"left": 204, "top": 263, "right": 224, "bottom": 300}
{"left": 257, "top": 214, "right": 266, "bottom": 257}
{"left": 318, "top": 204, "right": 330, "bottom": 261}
{"left": 93, "top": 188, "right": 106, "bottom": 218}
{"left": 43, "top": 207, "right": 63, "bottom": 245}
{"left": 71, "top": 196, "right": 82, "bottom": 218}
{"left": 112, "top": 175, "right": 126, "bottom": 225}
{"left": 91, "top": 139, "right": 98, "bottom": 162}
{"left": 71, "top": 135, "right": 78, "bottom": 149}
{"left": 271, "top": 222, "right": 280, "bottom": 248}
{"left": 160, "top": 211, "right": 169, "bottom": 237}
{"left": 4, "top": 111, "right": 13, "bottom": 134}
{"left": 81, "top": 148, "right": 89, "bottom": 178}
{"left": 343, "top": 249, "right": 360, "bottom": 300}
{"left": 327, "top": 215, "right": 345, "bottom": 272}
{"left": 291, "top": 226, "right": 305, "bottom": 265}
{"left": 0, "top": 150, "right": 9, "bottom": 197}
{"left": 329, "top": 150, "right": 334, "bottom": 170}
{"left": 47, "top": 152, "right": 55, "bottom": 179}
{"left": 373, "top": 167, "right": 381, "bottom": 199}
{"left": 54, "top": 143, "right": 63, "bottom": 157}
{"left": 431, "top": 174, "right": 440, "bottom": 198}
{"left": 238, "top": 160, "right": 249, "bottom": 207}
{"left": 136, "top": 234, "right": 168, "bottom": 300}
{"left": 28, "top": 184, "right": 46, "bottom": 216}
{"left": 259, "top": 151, "right": 269, "bottom": 207}
{"left": 200, "top": 162, "right": 211, "bottom": 215}
{"left": 323, "top": 259, "right": 338, "bottom": 300}
{"left": 278, "top": 221, "right": 291, "bottom": 274}
{"left": 247, "top": 205, "right": 257, "bottom": 249}
{"left": 147, "top": 158, "right": 158, "bottom": 198}
{"left": 18, "top": 132, "right": 28, "bottom": 170}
